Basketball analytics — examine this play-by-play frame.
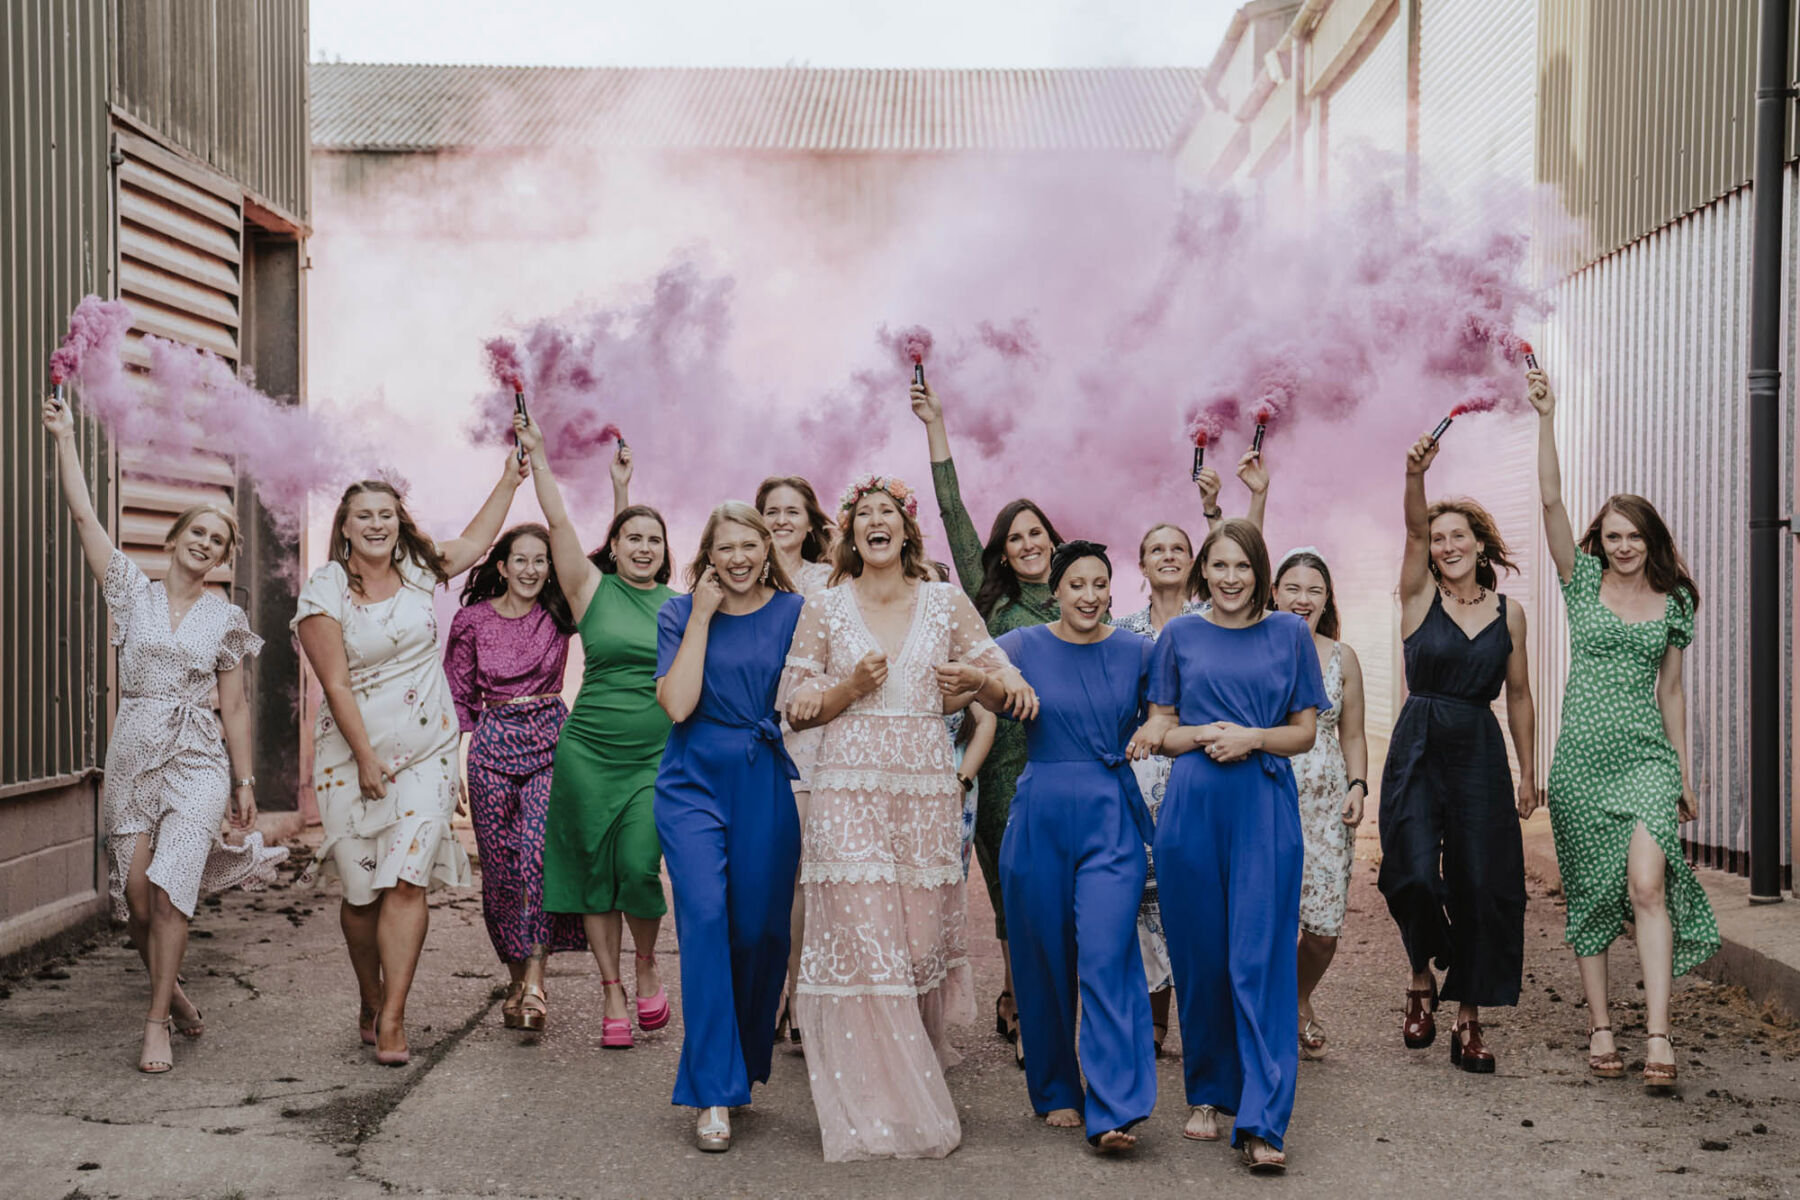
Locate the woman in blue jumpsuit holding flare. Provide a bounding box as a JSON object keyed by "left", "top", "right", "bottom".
{"left": 960, "top": 541, "right": 1158, "bottom": 1153}
{"left": 1137, "top": 518, "right": 1327, "bottom": 1174}
{"left": 653, "top": 502, "right": 804, "bottom": 1155}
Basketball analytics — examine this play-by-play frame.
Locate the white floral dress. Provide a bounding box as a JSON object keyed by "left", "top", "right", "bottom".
{"left": 1116, "top": 601, "right": 1205, "bottom": 992}
{"left": 101, "top": 550, "right": 286, "bottom": 919}
{"left": 781, "top": 580, "right": 1010, "bottom": 1162}
{"left": 292, "top": 560, "right": 469, "bottom": 905}
{"left": 1295, "top": 641, "right": 1352, "bottom": 937}
{"left": 780, "top": 560, "right": 837, "bottom": 790}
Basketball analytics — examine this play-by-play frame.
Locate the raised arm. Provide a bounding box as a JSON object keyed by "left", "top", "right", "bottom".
{"left": 1528, "top": 369, "right": 1577, "bottom": 583}
{"left": 1503, "top": 601, "right": 1539, "bottom": 818}
{"left": 434, "top": 455, "right": 530, "bottom": 579}
{"left": 1399, "top": 434, "right": 1441, "bottom": 626}
{"left": 1238, "top": 449, "right": 1270, "bottom": 531}
{"left": 43, "top": 394, "right": 115, "bottom": 583}
{"left": 516, "top": 414, "right": 602, "bottom": 617}
{"left": 913, "top": 383, "right": 985, "bottom": 601}
{"left": 297, "top": 615, "right": 389, "bottom": 800}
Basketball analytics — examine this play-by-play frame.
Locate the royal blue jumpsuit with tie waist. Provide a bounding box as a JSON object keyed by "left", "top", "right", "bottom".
{"left": 653, "top": 590, "right": 805, "bottom": 1110}
{"left": 1150, "top": 610, "right": 1327, "bottom": 1152}
{"left": 997, "top": 623, "right": 1158, "bottom": 1141}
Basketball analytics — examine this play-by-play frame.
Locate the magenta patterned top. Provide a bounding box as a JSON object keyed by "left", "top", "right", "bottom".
{"left": 444, "top": 601, "right": 572, "bottom": 732}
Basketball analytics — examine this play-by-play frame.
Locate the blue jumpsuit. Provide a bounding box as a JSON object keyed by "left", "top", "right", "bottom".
{"left": 1150, "top": 611, "right": 1327, "bottom": 1151}
{"left": 653, "top": 591, "right": 805, "bottom": 1109}
{"left": 997, "top": 624, "right": 1158, "bottom": 1141}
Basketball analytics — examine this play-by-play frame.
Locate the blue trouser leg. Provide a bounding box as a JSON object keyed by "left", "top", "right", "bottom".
{"left": 1156, "top": 786, "right": 1240, "bottom": 1120}
{"left": 657, "top": 781, "right": 746, "bottom": 1108}
{"left": 725, "top": 766, "right": 800, "bottom": 1093}
{"left": 1221, "top": 782, "right": 1302, "bottom": 1150}
{"left": 1072, "top": 805, "right": 1156, "bottom": 1138}
{"left": 1001, "top": 800, "right": 1084, "bottom": 1118}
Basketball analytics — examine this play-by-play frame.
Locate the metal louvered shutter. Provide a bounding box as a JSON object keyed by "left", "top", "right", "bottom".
{"left": 1325, "top": 4, "right": 1407, "bottom": 163}
{"left": 113, "top": 127, "right": 241, "bottom": 592}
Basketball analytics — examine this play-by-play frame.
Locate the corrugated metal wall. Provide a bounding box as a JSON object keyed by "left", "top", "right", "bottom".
{"left": 1535, "top": 0, "right": 1783, "bottom": 274}
{"left": 1419, "top": 0, "right": 1535, "bottom": 192}
{"left": 1323, "top": 0, "right": 1407, "bottom": 161}
{"left": 2, "top": 0, "right": 115, "bottom": 788}
{"left": 1535, "top": 175, "right": 1794, "bottom": 870}
{"left": 113, "top": 0, "right": 310, "bottom": 224}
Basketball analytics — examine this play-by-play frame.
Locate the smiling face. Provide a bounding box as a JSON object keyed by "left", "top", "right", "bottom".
{"left": 1429, "top": 512, "right": 1482, "bottom": 585}
{"left": 1275, "top": 563, "right": 1329, "bottom": 632}
{"left": 761, "top": 485, "right": 811, "bottom": 558}
{"left": 708, "top": 519, "right": 769, "bottom": 596}
{"left": 496, "top": 533, "right": 550, "bottom": 602}
{"left": 611, "top": 515, "right": 667, "bottom": 586}
{"left": 852, "top": 491, "right": 905, "bottom": 571}
{"left": 167, "top": 510, "right": 234, "bottom": 575}
{"left": 1005, "top": 507, "right": 1055, "bottom": 582}
{"left": 1201, "top": 535, "right": 1258, "bottom": 617}
{"left": 1054, "top": 556, "right": 1112, "bottom": 634}
{"left": 1139, "top": 524, "right": 1193, "bottom": 593}
{"left": 1597, "top": 509, "right": 1647, "bottom": 578}
{"left": 342, "top": 488, "right": 401, "bottom": 562}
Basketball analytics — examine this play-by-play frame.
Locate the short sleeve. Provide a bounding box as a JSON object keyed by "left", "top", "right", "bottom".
{"left": 102, "top": 549, "right": 151, "bottom": 647}
{"left": 1285, "top": 615, "right": 1331, "bottom": 718}
{"left": 444, "top": 606, "right": 481, "bottom": 731}
{"left": 1666, "top": 591, "right": 1696, "bottom": 650}
{"left": 291, "top": 561, "right": 349, "bottom": 632}
{"left": 1561, "top": 551, "right": 1604, "bottom": 606}
{"left": 946, "top": 585, "right": 1008, "bottom": 674}
{"left": 214, "top": 604, "right": 264, "bottom": 671}
{"left": 654, "top": 595, "right": 690, "bottom": 681}
{"left": 1147, "top": 621, "right": 1183, "bottom": 708}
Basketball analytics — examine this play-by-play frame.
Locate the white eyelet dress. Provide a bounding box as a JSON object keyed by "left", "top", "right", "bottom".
{"left": 293, "top": 560, "right": 470, "bottom": 905}
{"left": 101, "top": 550, "right": 287, "bottom": 919}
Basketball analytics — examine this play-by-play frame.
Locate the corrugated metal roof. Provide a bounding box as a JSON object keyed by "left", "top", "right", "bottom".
{"left": 311, "top": 63, "right": 1207, "bottom": 153}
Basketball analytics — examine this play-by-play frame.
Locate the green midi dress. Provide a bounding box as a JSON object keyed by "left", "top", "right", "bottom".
{"left": 542, "top": 572, "right": 678, "bottom": 919}
{"left": 1546, "top": 552, "right": 1719, "bottom": 975}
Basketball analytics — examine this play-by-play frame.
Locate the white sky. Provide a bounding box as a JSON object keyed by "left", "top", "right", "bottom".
{"left": 309, "top": 0, "right": 1241, "bottom": 68}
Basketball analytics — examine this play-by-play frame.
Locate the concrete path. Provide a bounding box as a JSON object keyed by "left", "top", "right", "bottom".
{"left": 3, "top": 839, "right": 1797, "bottom": 1200}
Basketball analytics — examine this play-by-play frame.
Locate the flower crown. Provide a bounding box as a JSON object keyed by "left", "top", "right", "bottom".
{"left": 837, "top": 473, "right": 918, "bottom": 526}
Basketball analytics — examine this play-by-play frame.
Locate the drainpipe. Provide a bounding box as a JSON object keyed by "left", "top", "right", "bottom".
{"left": 1747, "top": 0, "right": 1791, "bottom": 902}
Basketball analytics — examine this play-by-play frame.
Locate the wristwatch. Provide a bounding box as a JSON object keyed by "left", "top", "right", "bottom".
{"left": 1204, "top": 507, "right": 1224, "bottom": 520}
{"left": 957, "top": 774, "right": 975, "bottom": 793}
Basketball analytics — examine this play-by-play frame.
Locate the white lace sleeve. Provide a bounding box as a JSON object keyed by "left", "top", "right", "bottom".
{"left": 944, "top": 585, "right": 1008, "bottom": 675}
{"left": 777, "top": 593, "right": 837, "bottom": 712}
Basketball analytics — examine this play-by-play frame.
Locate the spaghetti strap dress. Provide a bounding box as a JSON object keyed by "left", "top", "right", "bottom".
{"left": 1376, "top": 591, "right": 1525, "bottom": 1007}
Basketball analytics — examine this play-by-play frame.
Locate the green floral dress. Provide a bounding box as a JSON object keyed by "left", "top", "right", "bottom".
{"left": 932, "top": 457, "right": 1057, "bottom": 940}
{"left": 1546, "top": 552, "right": 1718, "bottom": 974}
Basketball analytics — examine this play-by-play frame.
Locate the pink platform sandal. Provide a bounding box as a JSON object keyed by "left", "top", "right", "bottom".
{"left": 634, "top": 951, "right": 670, "bottom": 1032}
{"left": 601, "top": 980, "right": 634, "bottom": 1049}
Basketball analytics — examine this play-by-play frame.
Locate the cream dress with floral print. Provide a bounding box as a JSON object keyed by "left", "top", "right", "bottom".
{"left": 293, "top": 560, "right": 469, "bottom": 905}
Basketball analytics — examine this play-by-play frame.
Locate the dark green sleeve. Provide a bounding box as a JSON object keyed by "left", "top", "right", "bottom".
{"left": 931, "top": 457, "right": 985, "bottom": 606}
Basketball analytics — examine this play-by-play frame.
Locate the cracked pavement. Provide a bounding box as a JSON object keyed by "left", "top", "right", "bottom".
{"left": 2, "top": 834, "right": 1797, "bottom": 1200}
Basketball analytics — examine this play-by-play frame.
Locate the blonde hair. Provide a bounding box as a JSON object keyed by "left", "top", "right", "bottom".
{"left": 685, "top": 501, "right": 796, "bottom": 594}
{"left": 164, "top": 503, "right": 241, "bottom": 561}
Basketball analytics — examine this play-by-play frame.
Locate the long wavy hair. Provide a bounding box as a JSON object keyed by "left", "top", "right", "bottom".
{"left": 1272, "top": 550, "right": 1340, "bottom": 640}
{"left": 459, "top": 523, "right": 573, "bottom": 634}
{"left": 592, "top": 504, "right": 672, "bottom": 586}
{"left": 1425, "top": 498, "right": 1518, "bottom": 592}
{"left": 1580, "top": 493, "right": 1700, "bottom": 613}
{"left": 684, "top": 501, "right": 796, "bottom": 594}
{"left": 830, "top": 487, "right": 935, "bottom": 584}
{"left": 974, "top": 498, "right": 1065, "bottom": 619}
{"left": 756, "top": 476, "right": 834, "bottom": 564}
{"left": 1192, "top": 518, "right": 1273, "bottom": 613}
{"left": 328, "top": 481, "right": 447, "bottom": 597}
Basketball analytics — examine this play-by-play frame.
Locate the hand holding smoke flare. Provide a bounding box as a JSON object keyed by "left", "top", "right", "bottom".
{"left": 1518, "top": 339, "right": 1540, "bottom": 371}
{"left": 49, "top": 296, "right": 134, "bottom": 414}
{"left": 485, "top": 338, "right": 531, "bottom": 463}
{"left": 897, "top": 325, "right": 934, "bottom": 387}
{"left": 1186, "top": 410, "right": 1226, "bottom": 481}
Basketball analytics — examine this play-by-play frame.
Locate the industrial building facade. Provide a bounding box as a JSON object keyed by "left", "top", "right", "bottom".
{"left": 1, "top": 0, "right": 311, "bottom": 960}
{"left": 1180, "top": 0, "right": 1797, "bottom": 885}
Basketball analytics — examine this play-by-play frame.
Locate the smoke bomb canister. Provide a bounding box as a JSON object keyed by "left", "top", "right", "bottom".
{"left": 912, "top": 362, "right": 925, "bottom": 387}
{"left": 1191, "top": 445, "right": 1204, "bottom": 481}
{"left": 1251, "top": 423, "right": 1266, "bottom": 455}
{"left": 1429, "top": 415, "right": 1454, "bottom": 443}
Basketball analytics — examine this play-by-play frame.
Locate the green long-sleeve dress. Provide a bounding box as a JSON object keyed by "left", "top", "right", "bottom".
{"left": 1546, "top": 552, "right": 1718, "bottom": 974}
{"left": 932, "top": 457, "right": 1057, "bottom": 940}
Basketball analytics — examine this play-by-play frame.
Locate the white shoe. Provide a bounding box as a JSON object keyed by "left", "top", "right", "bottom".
{"left": 696, "top": 1105, "right": 731, "bottom": 1153}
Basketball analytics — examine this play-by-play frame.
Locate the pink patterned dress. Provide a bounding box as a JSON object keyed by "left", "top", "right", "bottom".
{"left": 781, "top": 580, "right": 1010, "bottom": 1162}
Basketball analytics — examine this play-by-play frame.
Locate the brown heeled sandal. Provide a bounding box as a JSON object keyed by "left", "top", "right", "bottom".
{"left": 1587, "top": 1025, "right": 1624, "bottom": 1078}
{"left": 501, "top": 981, "right": 525, "bottom": 1029}
{"left": 1642, "top": 1032, "right": 1677, "bottom": 1092}
{"left": 516, "top": 983, "right": 547, "bottom": 1033}
{"left": 138, "top": 1017, "right": 174, "bottom": 1074}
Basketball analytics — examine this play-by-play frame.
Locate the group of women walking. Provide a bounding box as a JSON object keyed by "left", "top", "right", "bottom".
{"left": 44, "top": 354, "right": 1718, "bottom": 1171}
